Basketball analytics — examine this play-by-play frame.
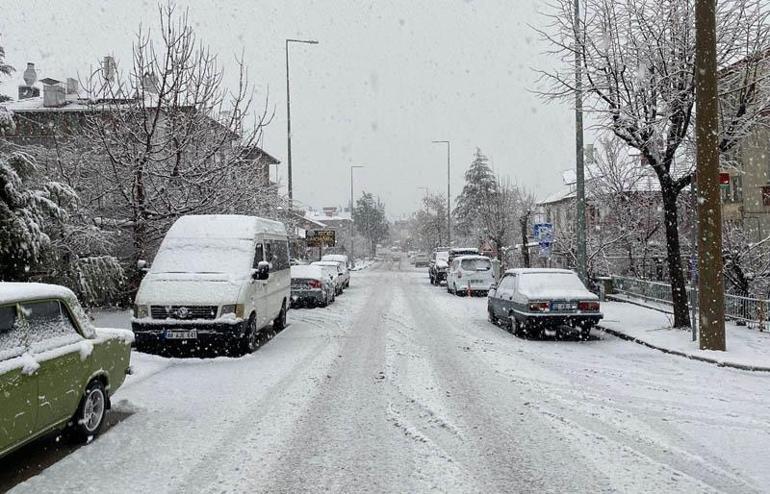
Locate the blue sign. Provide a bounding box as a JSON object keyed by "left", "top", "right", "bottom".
{"left": 534, "top": 223, "right": 553, "bottom": 242}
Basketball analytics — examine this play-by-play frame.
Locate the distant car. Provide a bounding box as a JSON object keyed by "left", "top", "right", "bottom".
{"left": 446, "top": 255, "right": 495, "bottom": 296}
{"left": 321, "top": 254, "right": 351, "bottom": 287}
{"left": 0, "top": 283, "right": 133, "bottom": 459}
{"left": 312, "top": 261, "right": 346, "bottom": 295}
{"left": 414, "top": 253, "right": 430, "bottom": 268}
{"left": 487, "top": 268, "right": 603, "bottom": 339}
{"left": 429, "top": 250, "right": 450, "bottom": 285}
{"left": 290, "top": 265, "right": 335, "bottom": 307}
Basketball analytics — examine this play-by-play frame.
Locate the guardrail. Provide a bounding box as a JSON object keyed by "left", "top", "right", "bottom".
{"left": 611, "top": 276, "right": 768, "bottom": 332}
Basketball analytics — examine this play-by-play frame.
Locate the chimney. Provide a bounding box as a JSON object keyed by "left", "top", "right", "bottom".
{"left": 66, "top": 77, "right": 78, "bottom": 95}
{"left": 141, "top": 72, "right": 158, "bottom": 93}
{"left": 23, "top": 62, "right": 37, "bottom": 86}
{"left": 102, "top": 56, "right": 116, "bottom": 82}
{"left": 41, "top": 78, "right": 65, "bottom": 107}
{"left": 18, "top": 62, "right": 40, "bottom": 100}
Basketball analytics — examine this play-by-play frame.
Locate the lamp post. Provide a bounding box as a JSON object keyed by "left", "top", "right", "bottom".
{"left": 350, "top": 165, "right": 364, "bottom": 265}
{"left": 285, "top": 38, "right": 319, "bottom": 206}
{"left": 432, "top": 140, "right": 451, "bottom": 246}
{"left": 574, "top": 0, "right": 587, "bottom": 283}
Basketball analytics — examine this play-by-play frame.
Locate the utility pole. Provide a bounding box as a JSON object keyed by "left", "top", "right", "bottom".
{"left": 285, "top": 38, "right": 318, "bottom": 205}
{"left": 695, "top": 0, "right": 725, "bottom": 351}
{"left": 350, "top": 165, "right": 364, "bottom": 266}
{"left": 432, "top": 140, "right": 451, "bottom": 246}
{"left": 574, "top": 0, "right": 587, "bottom": 282}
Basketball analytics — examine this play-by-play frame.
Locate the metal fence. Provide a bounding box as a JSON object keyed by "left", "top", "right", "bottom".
{"left": 611, "top": 276, "right": 768, "bottom": 332}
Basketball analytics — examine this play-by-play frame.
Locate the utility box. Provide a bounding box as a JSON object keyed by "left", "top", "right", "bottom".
{"left": 596, "top": 276, "right": 613, "bottom": 301}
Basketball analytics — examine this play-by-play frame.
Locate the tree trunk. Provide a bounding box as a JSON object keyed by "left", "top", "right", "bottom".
{"left": 662, "top": 190, "right": 691, "bottom": 328}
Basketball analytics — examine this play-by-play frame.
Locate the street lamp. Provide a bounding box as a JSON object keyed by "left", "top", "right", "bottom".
{"left": 432, "top": 140, "right": 451, "bottom": 246}
{"left": 285, "top": 38, "right": 319, "bottom": 206}
{"left": 350, "top": 165, "right": 365, "bottom": 265}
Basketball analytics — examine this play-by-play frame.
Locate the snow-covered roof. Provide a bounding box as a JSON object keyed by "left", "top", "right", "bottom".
{"left": 305, "top": 210, "right": 352, "bottom": 223}
{"left": 0, "top": 282, "right": 76, "bottom": 305}
{"left": 290, "top": 265, "right": 326, "bottom": 279}
{"left": 538, "top": 185, "right": 576, "bottom": 206}
{"left": 504, "top": 268, "right": 576, "bottom": 275}
{"left": 167, "top": 215, "right": 286, "bottom": 239}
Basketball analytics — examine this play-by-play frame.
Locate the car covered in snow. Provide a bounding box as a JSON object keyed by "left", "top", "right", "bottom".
{"left": 0, "top": 283, "right": 133, "bottom": 459}
{"left": 311, "top": 261, "right": 346, "bottom": 295}
{"left": 446, "top": 255, "right": 495, "bottom": 296}
{"left": 132, "top": 215, "right": 291, "bottom": 354}
{"left": 414, "top": 253, "right": 430, "bottom": 268}
{"left": 320, "top": 254, "right": 351, "bottom": 288}
{"left": 487, "top": 268, "right": 602, "bottom": 338}
{"left": 429, "top": 249, "right": 450, "bottom": 285}
{"left": 290, "top": 265, "right": 336, "bottom": 307}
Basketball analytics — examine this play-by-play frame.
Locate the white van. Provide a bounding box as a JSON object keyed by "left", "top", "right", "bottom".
{"left": 131, "top": 215, "right": 291, "bottom": 354}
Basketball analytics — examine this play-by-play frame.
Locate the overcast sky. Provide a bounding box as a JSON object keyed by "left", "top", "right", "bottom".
{"left": 0, "top": 0, "right": 577, "bottom": 217}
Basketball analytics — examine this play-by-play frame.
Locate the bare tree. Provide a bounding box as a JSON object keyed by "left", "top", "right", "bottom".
{"left": 537, "top": 0, "right": 770, "bottom": 327}
{"left": 80, "top": 3, "right": 273, "bottom": 286}
{"left": 412, "top": 192, "right": 448, "bottom": 251}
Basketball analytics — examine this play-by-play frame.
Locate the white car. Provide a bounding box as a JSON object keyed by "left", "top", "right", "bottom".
{"left": 320, "top": 254, "right": 351, "bottom": 288}
{"left": 132, "top": 215, "right": 291, "bottom": 355}
{"left": 312, "top": 261, "right": 346, "bottom": 295}
{"left": 446, "top": 255, "right": 495, "bottom": 296}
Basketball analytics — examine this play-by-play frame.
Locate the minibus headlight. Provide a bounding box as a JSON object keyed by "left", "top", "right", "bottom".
{"left": 134, "top": 305, "right": 149, "bottom": 319}
{"left": 221, "top": 304, "right": 245, "bottom": 318}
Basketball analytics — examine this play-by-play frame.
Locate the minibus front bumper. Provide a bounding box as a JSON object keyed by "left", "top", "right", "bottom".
{"left": 131, "top": 320, "right": 249, "bottom": 346}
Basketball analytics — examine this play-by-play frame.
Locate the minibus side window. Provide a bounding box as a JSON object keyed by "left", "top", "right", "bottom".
{"left": 253, "top": 243, "right": 264, "bottom": 269}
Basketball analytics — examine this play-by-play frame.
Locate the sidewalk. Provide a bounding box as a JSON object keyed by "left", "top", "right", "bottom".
{"left": 599, "top": 300, "right": 770, "bottom": 371}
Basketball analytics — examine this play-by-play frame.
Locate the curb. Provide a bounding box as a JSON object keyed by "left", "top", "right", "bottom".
{"left": 596, "top": 325, "right": 770, "bottom": 373}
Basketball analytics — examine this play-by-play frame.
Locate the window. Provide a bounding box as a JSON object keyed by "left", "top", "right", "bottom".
{"left": 461, "top": 258, "right": 492, "bottom": 271}
{"left": 732, "top": 175, "right": 743, "bottom": 203}
{"left": 22, "top": 300, "right": 81, "bottom": 352}
{"left": 0, "top": 305, "right": 24, "bottom": 361}
{"left": 762, "top": 186, "right": 770, "bottom": 207}
{"left": 253, "top": 243, "right": 264, "bottom": 269}
{"left": 272, "top": 241, "right": 290, "bottom": 271}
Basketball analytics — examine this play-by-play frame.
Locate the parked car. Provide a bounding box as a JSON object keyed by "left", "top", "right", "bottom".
{"left": 446, "top": 255, "right": 495, "bottom": 296}
{"left": 290, "top": 265, "right": 335, "bottom": 307}
{"left": 132, "top": 215, "right": 291, "bottom": 355}
{"left": 487, "top": 268, "right": 603, "bottom": 339}
{"left": 448, "top": 247, "right": 480, "bottom": 264}
{"left": 414, "top": 253, "right": 430, "bottom": 268}
{"left": 0, "top": 283, "right": 133, "bottom": 459}
{"left": 429, "top": 250, "right": 450, "bottom": 285}
{"left": 321, "top": 254, "right": 351, "bottom": 287}
{"left": 312, "top": 261, "right": 346, "bottom": 295}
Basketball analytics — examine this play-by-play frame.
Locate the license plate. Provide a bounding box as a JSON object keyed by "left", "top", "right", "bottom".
{"left": 551, "top": 302, "right": 572, "bottom": 311}
{"left": 165, "top": 329, "right": 198, "bottom": 340}
{"left": 469, "top": 279, "right": 482, "bottom": 284}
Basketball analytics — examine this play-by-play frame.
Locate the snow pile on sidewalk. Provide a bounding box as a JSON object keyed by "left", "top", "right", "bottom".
{"left": 600, "top": 301, "right": 770, "bottom": 370}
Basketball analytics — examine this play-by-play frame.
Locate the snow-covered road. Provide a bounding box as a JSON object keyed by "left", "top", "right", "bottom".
{"left": 6, "top": 261, "right": 770, "bottom": 493}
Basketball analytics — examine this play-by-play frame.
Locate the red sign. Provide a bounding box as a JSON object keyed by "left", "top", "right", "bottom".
{"left": 720, "top": 172, "right": 731, "bottom": 185}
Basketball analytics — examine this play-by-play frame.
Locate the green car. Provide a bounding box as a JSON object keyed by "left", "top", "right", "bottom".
{"left": 0, "top": 283, "right": 133, "bottom": 459}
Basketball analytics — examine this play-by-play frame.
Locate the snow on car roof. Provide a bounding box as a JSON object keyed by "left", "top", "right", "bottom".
{"left": 291, "top": 265, "right": 326, "bottom": 279}
{"left": 455, "top": 255, "right": 489, "bottom": 261}
{"left": 313, "top": 261, "right": 341, "bottom": 266}
{"left": 504, "top": 268, "right": 576, "bottom": 275}
{"left": 167, "top": 215, "right": 286, "bottom": 239}
{"left": 0, "top": 282, "right": 77, "bottom": 305}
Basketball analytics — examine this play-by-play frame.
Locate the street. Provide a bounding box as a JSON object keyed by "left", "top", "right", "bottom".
{"left": 4, "top": 260, "right": 770, "bottom": 493}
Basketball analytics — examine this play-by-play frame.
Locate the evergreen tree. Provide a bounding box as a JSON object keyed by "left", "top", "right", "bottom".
{"left": 453, "top": 148, "right": 497, "bottom": 243}
{"left": 0, "top": 38, "right": 14, "bottom": 102}
{"left": 353, "top": 192, "right": 389, "bottom": 256}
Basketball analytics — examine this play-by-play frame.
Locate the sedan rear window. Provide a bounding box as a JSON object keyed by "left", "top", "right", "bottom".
{"left": 518, "top": 272, "right": 586, "bottom": 292}
{"left": 461, "top": 258, "right": 491, "bottom": 271}
{"left": 0, "top": 305, "right": 24, "bottom": 361}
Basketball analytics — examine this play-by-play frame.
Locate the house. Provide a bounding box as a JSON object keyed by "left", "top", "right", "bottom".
{"left": 305, "top": 207, "right": 353, "bottom": 256}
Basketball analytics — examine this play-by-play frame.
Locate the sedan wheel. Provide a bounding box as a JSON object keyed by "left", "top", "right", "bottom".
{"left": 71, "top": 380, "right": 107, "bottom": 442}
